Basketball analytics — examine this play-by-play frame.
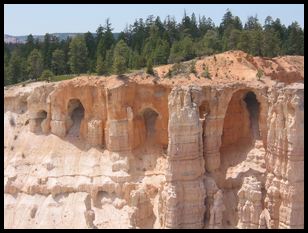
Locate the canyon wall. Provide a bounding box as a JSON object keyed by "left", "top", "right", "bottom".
{"left": 4, "top": 52, "right": 304, "bottom": 229}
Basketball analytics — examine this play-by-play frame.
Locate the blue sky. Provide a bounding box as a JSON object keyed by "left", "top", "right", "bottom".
{"left": 4, "top": 4, "right": 304, "bottom": 36}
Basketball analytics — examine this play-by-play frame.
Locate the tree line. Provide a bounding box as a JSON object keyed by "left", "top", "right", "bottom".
{"left": 4, "top": 9, "right": 304, "bottom": 86}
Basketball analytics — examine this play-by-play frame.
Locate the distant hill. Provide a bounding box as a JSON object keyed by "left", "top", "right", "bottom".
{"left": 4, "top": 33, "right": 120, "bottom": 44}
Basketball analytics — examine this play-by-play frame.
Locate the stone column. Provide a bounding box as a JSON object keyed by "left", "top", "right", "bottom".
{"left": 161, "top": 86, "right": 206, "bottom": 229}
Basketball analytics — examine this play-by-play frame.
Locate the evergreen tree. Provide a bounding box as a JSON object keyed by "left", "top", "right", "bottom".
{"left": 285, "top": 22, "right": 304, "bottom": 55}
{"left": 39, "top": 69, "right": 54, "bottom": 82}
{"left": 237, "top": 31, "right": 251, "bottom": 53}
{"left": 51, "top": 49, "right": 66, "bottom": 75}
{"left": 146, "top": 58, "right": 154, "bottom": 75}
{"left": 68, "top": 35, "right": 88, "bottom": 74}
{"left": 20, "top": 58, "right": 28, "bottom": 82}
{"left": 27, "top": 49, "right": 43, "bottom": 81}
{"left": 42, "top": 33, "right": 52, "bottom": 69}
{"left": 96, "top": 55, "right": 106, "bottom": 75}
{"left": 105, "top": 46, "right": 115, "bottom": 73}
{"left": 245, "top": 15, "right": 262, "bottom": 30}
{"left": 220, "top": 9, "right": 234, "bottom": 34}
{"left": 8, "top": 50, "right": 22, "bottom": 84}
{"left": 96, "top": 24, "right": 104, "bottom": 45}
{"left": 153, "top": 39, "right": 170, "bottom": 65}
{"left": 113, "top": 40, "right": 129, "bottom": 74}
{"left": 198, "top": 16, "right": 214, "bottom": 37}
{"left": 104, "top": 18, "right": 116, "bottom": 51}
{"left": 84, "top": 31, "right": 96, "bottom": 72}
{"left": 198, "top": 30, "right": 221, "bottom": 56}
{"left": 4, "top": 63, "right": 9, "bottom": 86}
{"left": 164, "top": 15, "right": 179, "bottom": 44}
{"left": 169, "top": 36, "right": 195, "bottom": 63}
{"left": 228, "top": 29, "right": 242, "bottom": 50}
{"left": 84, "top": 31, "right": 96, "bottom": 59}
{"left": 25, "top": 34, "right": 35, "bottom": 57}
{"left": 262, "top": 28, "right": 281, "bottom": 57}
{"left": 249, "top": 29, "right": 263, "bottom": 56}
{"left": 97, "top": 37, "right": 107, "bottom": 61}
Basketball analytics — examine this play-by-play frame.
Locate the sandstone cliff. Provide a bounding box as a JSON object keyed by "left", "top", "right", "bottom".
{"left": 4, "top": 51, "right": 304, "bottom": 229}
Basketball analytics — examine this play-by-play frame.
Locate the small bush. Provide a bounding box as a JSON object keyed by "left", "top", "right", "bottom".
{"left": 189, "top": 60, "right": 197, "bottom": 74}
{"left": 256, "top": 69, "right": 264, "bottom": 81}
{"left": 39, "top": 69, "right": 54, "bottom": 82}
{"left": 171, "top": 62, "right": 185, "bottom": 75}
{"left": 165, "top": 69, "right": 172, "bottom": 79}
{"left": 203, "top": 66, "right": 211, "bottom": 79}
{"left": 146, "top": 59, "right": 154, "bottom": 75}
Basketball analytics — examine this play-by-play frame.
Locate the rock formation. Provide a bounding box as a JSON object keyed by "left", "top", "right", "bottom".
{"left": 237, "top": 176, "right": 263, "bottom": 229}
{"left": 209, "top": 189, "right": 225, "bottom": 229}
{"left": 4, "top": 51, "right": 304, "bottom": 229}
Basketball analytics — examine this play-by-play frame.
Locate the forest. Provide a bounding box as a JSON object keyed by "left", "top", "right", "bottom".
{"left": 4, "top": 9, "right": 304, "bottom": 85}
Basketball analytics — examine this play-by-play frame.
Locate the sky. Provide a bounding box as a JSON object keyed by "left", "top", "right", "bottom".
{"left": 4, "top": 4, "right": 304, "bottom": 36}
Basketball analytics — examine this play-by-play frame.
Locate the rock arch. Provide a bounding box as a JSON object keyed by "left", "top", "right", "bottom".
{"left": 220, "top": 89, "right": 261, "bottom": 161}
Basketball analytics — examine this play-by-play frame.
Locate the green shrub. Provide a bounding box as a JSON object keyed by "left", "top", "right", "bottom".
{"left": 146, "top": 59, "right": 154, "bottom": 75}
{"left": 190, "top": 60, "right": 197, "bottom": 74}
{"left": 256, "top": 69, "right": 264, "bottom": 81}
{"left": 203, "top": 66, "right": 211, "bottom": 79}
{"left": 39, "top": 69, "right": 54, "bottom": 82}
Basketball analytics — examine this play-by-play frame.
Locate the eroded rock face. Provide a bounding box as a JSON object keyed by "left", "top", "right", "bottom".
{"left": 4, "top": 51, "right": 304, "bottom": 229}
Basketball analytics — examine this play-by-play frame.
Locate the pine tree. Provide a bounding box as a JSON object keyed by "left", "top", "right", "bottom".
{"left": 262, "top": 28, "right": 281, "bottom": 57}
{"left": 113, "top": 40, "right": 129, "bottom": 75}
{"left": 285, "top": 22, "right": 304, "bottom": 55}
{"left": 104, "top": 18, "right": 115, "bottom": 51}
{"left": 146, "top": 58, "right": 154, "bottom": 75}
{"left": 153, "top": 39, "right": 170, "bottom": 65}
{"left": 25, "top": 34, "right": 35, "bottom": 57}
{"left": 105, "top": 46, "right": 115, "bottom": 74}
{"left": 51, "top": 49, "right": 65, "bottom": 75}
{"left": 237, "top": 31, "right": 251, "bottom": 53}
{"left": 39, "top": 69, "right": 54, "bottom": 82}
{"left": 96, "top": 24, "right": 104, "bottom": 45}
{"left": 42, "top": 33, "right": 52, "bottom": 69}
{"left": 27, "top": 49, "right": 43, "bottom": 81}
{"left": 8, "top": 50, "right": 22, "bottom": 84}
{"left": 169, "top": 36, "right": 195, "bottom": 63}
{"left": 84, "top": 31, "right": 96, "bottom": 72}
{"left": 68, "top": 35, "right": 88, "bottom": 74}
{"left": 84, "top": 31, "right": 96, "bottom": 59}
{"left": 96, "top": 55, "right": 106, "bottom": 75}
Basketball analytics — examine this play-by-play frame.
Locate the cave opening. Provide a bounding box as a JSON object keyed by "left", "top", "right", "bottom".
{"left": 243, "top": 92, "right": 260, "bottom": 141}
{"left": 142, "top": 108, "right": 159, "bottom": 141}
{"left": 217, "top": 89, "right": 262, "bottom": 228}
{"left": 67, "top": 99, "right": 85, "bottom": 137}
{"left": 35, "top": 110, "right": 47, "bottom": 133}
{"left": 220, "top": 90, "right": 260, "bottom": 156}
